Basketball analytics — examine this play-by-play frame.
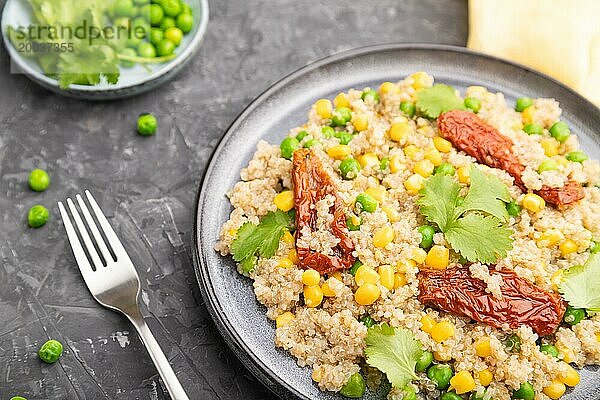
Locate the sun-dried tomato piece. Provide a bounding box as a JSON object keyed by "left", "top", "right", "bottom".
{"left": 292, "top": 148, "right": 355, "bottom": 275}
{"left": 417, "top": 267, "right": 566, "bottom": 336}
{"left": 438, "top": 110, "right": 584, "bottom": 206}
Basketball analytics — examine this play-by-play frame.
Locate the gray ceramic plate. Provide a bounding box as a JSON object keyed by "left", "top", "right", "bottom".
{"left": 1, "top": 0, "right": 209, "bottom": 100}
{"left": 193, "top": 44, "right": 600, "bottom": 400}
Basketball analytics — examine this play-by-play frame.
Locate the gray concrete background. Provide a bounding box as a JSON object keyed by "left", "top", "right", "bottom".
{"left": 0, "top": 1, "right": 467, "bottom": 399}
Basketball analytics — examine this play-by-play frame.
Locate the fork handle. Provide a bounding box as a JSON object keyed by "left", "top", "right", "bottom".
{"left": 129, "top": 315, "right": 190, "bottom": 400}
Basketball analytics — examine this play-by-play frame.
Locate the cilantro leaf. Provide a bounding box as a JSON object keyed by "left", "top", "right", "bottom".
{"left": 559, "top": 253, "right": 600, "bottom": 312}
{"left": 417, "top": 173, "right": 461, "bottom": 231}
{"left": 455, "top": 166, "right": 511, "bottom": 222}
{"left": 230, "top": 210, "right": 295, "bottom": 272}
{"left": 416, "top": 84, "right": 466, "bottom": 119}
{"left": 364, "top": 325, "right": 422, "bottom": 389}
{"left": 445, "top": 213, "right": 514, "bottom": 263}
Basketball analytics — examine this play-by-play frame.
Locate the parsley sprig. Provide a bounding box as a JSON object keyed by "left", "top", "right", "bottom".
{"left": 416, "top": 84, "right": 466, "bottom": 119}
{"left": 417, "top": 165, "right": 513, "bottom": 263}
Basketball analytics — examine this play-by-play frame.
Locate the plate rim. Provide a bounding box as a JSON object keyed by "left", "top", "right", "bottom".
{"left": 192, "top": 42, "right": 600, "bottom": 400}
{"left": 0, "top": 0, "right": 209, "bottom": 94}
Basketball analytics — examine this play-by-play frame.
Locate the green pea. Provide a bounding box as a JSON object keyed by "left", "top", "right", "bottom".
{"left": 564, "top": 305, "right": 585, "bottom": 326}
{"left": 349, "top": 259, "right": 363, "bottom": 275}
{"left": 549, "top": 121, "right": 570, "bottom": 143}
{"left": 156, "top": 38, "right": 176, "bottom": 56}
{"left": 504, "top": 333, "right": 521, "bottom": 352}
{"left": 10, "top": 397, "right": 27, "bottom": 400}
{"left": 331, "top": 107, "right": 352, "bottom": 127}
{"left": 280, "top": 137, "right": 300, "bottom": 160}
{"left": 180, "top": 2, "right": 192, "bottom": 14}
{"left": 120, "top": 48, "right": 137, "bottom": 67}
{"left": 321, "top": 126, "right": 335, "bottom": 138}
{"left": 591, "top": 241, "right": 600, "bottom": 254}
{"left": 137, "top": 41, "right": 156, "bottom": 58}
{"left": 164, "top": 27, "right": 183, "bottom": 46}
{"left": 137, "top": 113, "right": 158, "bottom": 136}
{"left": 295, "top": 130, "right": 308, "bottom": 141}
{"left": 400, "top": 101, "right": 415, "bottom": 117}
{"left": 126, "top": 35, "right": 143, "bottom": 48}
{"left": 506, "top": 201, "right": 521, "bottom": 217}
{"left": 176, "top": 12, "right": 194, "bottom": 33}
{"left": 114, "top": 0, "right": 136, "bottom": 17}
{"left": 415, "top": 350, "right": 434, "bottom": 372}
{"left": 337, "top": 131, "right": 354, "bottom": 145}
{"left": 131, "top": 16, "right": 150, "bottom": 35}
{"left": 339, "top": 158, "right": 361, "bottom": 180}
{"left": 441, "top": 392, "right": 462, "bottom": 400}
{"left": 360, "top": 315, "right": 375, "bottom": 328}
{"left": 540, "top": 344, "right": 559, "bottom": 358}
{"left": 161, "top": 0, "right": 182, "bottom": 17}
{"left": 434, "top": 162, "right": 455, "bottom": 176}
{"left": 400, "top": 384, "right": 417, "bottom": 400}
{"left": 361, "top": 89, "right": 380, "bottom": 103}
{"left": 523, "top": 123, "right": 544, "bottom": 135}
{"left": 28, "top": 169, "right": 50, "bottom": 192}
{"left": 38, "top": 339, "right": 63, "bottom": 363}
{"left": 339, "top": 372, "right": 366, "bottom": 398}
{"left": 159, "top": 16, "right": 176, "bottom": 30}
{"left": 515, "top": 97, "right": 533, "bottom": 112}
{"left": 303, "top": 138, "right": 319, "bottom": 148}
{"left": 380, "top": 157, "right": 390, "bottom": 171}
{"left": 148, "top": 28, "right": 164, "bottom": 45}
{"left": 537, "top": 159, "right": 558, "bottom": 173}
{"left": 512, "top": 382, "right": 534, "bottom": 400}
{"left": 355, "top": 193, "right": 378, "bottom": 213}
{"left": 138, "top": 4, "right": 151, "bottom": 19}
{"left": 28, "top": 205, "right": 49, "bottom": 228}
{"left": 427, "top": 364, "right": 453, "bottom": 390}
{"left": 464, "top": 97, "right": 481, "bottom": 113}
{"left": 418, "top": 225, "right": 435, "bottom": 249}
{"left": 148, "top": 3, "right": 164, "bottom": 25}
{"left": 566, "top": 151, "right": 588, "bottom": 163}
{"left": 346, "top": 214, "right": 362, "bottom": 232}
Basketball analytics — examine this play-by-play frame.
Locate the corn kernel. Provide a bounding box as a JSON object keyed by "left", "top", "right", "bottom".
{"left": 425, "top": 245, "right": 450, "bottom": 269}
{"left": 541, "top": 138, "right": 560, "bottom": 157}
{"left": 433, "top": 136, "right": 453, "bottom": 153}
{"left": 450, "top": 371, "right": 476, "bottom": 394}
{"left": 560, "top": 239, "right": 578, "bottom": 256}
{"left": 522, "top": 193, "right": 546, "bottom": 213}
{"left": 551, "top": 269, "right": 564, "bottom": 292}
{"left": 379, "top": 264, "right": 395, "bottom": 290}
{"left": 327, "top": 145, "right": 351, "bottom": 159}
{"left": 276, "top": 311, "right": 295, "bottom": 328}
{"left": 478, "top": 369, "right": 493, "bottom": 387}
{"left": 382, "top": 205, "right": 401, "bottom": 222}
{"left": 394, "top": 273, "right": 407, "bottom": 289}
{"left": 556, "top": 156, "right": 569, "bottom": 167}
{"left": 304, "top": 285, "right": 323, "bottom": 307}
{"left": 475, "top": 337, "right": 492, "bottom": 357}
{"left": 322, "top": 278, "right": 336, "bottom": 297}
{"left": 358, "top": 153, "right": 379, "bottom": 168}
{"left": 420, "top": 315, "right": 436, "bottom": 333}
{"left": 278, "top": 258, "right": 294, "bottom": 268}
{"left": 403, "top": 145, "right": 421, "bottom": 160}
{"left": 311, "top": 368, "right": 322, "bottom": 382}
{"left": 389, "top": 122, "right": 412, "bottom": 143}
{"left": 288, "top": 248, "right": 299, "bottom": 264}
{"left": 557, "top": 343, "right": 574, "bottom": 363}
{"left": 411, "top": 247, "right": 427, "bottom": 264}
{"left": 543, "top": 380, "right": 566, "bottom": 400}
{"left": 521, "top": 105, "right": 536, "bottom": 125}
{"left": 431, "top": 321, "right": 455, "bottom": 343}
{"left": 379, "top": 81, "right": 400, "bottom": 95}
{"left": 433, "top": 351, "right": 451, "bottom": 361}
{"left": 354, "top": 283, "right": 381, "bottom": 305}
{"left": 404, "top": 174, "right": 426, "bottom": 195}
{"left": 315, "top": 99, "right": 332, "bottom": 119}
{"left": 396, "top": 259, "right": 416, "bottom": 273}
{"left": 274, "top": 190, "right": 294, "bottom": 212}
{"left": 355, "top": 265, "right": 380, "bottom": 286}
{"left": 560, "top": 364, "right": 580, "bottom": 387}
{"left": 365, "top": 186, "right": 387, "bottom": 202}
{"left": 282, "top": 230, "right": 295, "bottom": 244}
{"left": 374, "top": 226, "right": 394, "bottom": 248}
{"left": 538, "top": 229, "right": 565, "bottom": 247}
{"left": 457, "top": 166, "right": 471, "bottom": 184}
{"left": 410, "top": 71, "right": 432, "bottom": 90}
{"left": 424, "top": 148, "right": 443, "bottom": 166}
{"left": 331, "top": 270, "right": 343, "bottom": 281}
{"left": 389, "top": 155, "right": 405, "bottom": 173}
{"left": 414, "top": 159, "right": 435, "bottom": 178}
{"left": 228, "top": 228, "right": 238, "bottom": 237}
{"left": 352, "top": 114, "right": 369, "bottom": 131}
{"left": 333, "top": 92, "right": 350, "bottom": 108}
{"left": 302, "top": 269, "right": 321, "bottom": 286}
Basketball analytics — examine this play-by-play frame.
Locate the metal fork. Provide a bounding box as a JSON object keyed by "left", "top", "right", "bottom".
{"left": 58, "top": 191, "right": 189, "bottom": 400}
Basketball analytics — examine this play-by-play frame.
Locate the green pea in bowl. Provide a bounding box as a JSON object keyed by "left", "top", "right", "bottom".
{"left": 1, "top": 0, "right": 209, "bottom": 99}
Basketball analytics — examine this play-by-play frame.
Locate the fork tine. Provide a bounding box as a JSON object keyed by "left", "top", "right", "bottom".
{"left": 76, "top": 194, "right": 115, "bottom": 264}
{"left": 58, "top": 201, "right": 95, "bottom": 279}
{"left": 84, "top": 190, "right": 128, "bottom": 259}
{"left": 66, "top": 198, "right": 105, "bottom": 271}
